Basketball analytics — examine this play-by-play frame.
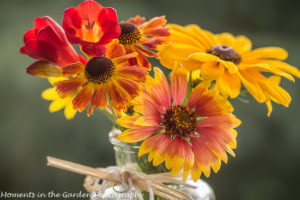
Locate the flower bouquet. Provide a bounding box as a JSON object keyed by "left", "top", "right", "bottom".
{"left": 21, "top": 0, "right": 300, "bottom": 199}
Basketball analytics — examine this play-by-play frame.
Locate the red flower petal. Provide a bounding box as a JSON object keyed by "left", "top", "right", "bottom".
{"left": 21, "top": 16, "right": 80, "bottom": 67}
{"left": 81, "top": 44, "right": 107, "bottom": 57}
{"left": 196, "top": 114, "right": 241, "bottom": 129}
{"left": 139, "top": 133, "right": 171, "bottom": 166}
{"left": 62, "top": 0, "right": 120, "bottom": 53}
{"left": 97, "top": 7, "right": 121, "bottom": 45}
{"left": 171, "top": 67, "right": 188, "bottom": 105}
{"left": 165, "top": 137, "right": 194, "bottom": 181}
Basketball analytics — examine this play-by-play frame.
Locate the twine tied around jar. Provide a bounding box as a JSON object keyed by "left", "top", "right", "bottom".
{"left": 47, "top": 156, "right": 194, "bottom": 200}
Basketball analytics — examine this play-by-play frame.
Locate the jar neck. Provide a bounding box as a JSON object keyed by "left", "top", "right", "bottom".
{"left": 109, "top": 129, "right": 140, "bottom": 168}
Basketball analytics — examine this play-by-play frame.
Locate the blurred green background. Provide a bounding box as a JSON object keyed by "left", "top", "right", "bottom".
{"left": 0, "top": 0, "right": 299, "bottom": 199}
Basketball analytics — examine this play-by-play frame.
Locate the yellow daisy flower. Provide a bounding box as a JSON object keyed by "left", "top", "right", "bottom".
{"left": 42, "top": 77, "right": 77, "bottom": 120}
{"left": 159, "top": 24, "right": 300, "bottom": 116}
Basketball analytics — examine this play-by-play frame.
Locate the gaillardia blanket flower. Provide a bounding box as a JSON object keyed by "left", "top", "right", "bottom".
{"left": 63, "top": 0, "right": 121, "bottom": 56}
{"left": 54, "top": 40, "right": 147, "bottom": 115}
{"left": 159, "top": 24, "right": 300, "bottom": 116}
{"left": 117, "top": 15, "right": 170, "bottom": 70}
{"left": 42, "top": 77, "right": 78, "bottom": 120}
{"left": 117, "top": 67, "right": 240, "bottom": 181}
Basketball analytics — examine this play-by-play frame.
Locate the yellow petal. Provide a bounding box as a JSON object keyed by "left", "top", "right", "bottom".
{"left": 49, "top": 100, "right": 66, "bottom": 112}
{"left": 159, "top": 43, "right": 202, "bottom": 71}
{"left": 41, "top": 88, "right": 59, "bottom": 100}
{"left": 266, "top": 100, "right": 273, "bottom": 117}
{"left": 242, "top": 47, "right": 288, "bottom": 61}
{"left": 201, "top": 62, "right": 224, "bottom": 80}
{"left": 64, "top": 101, "right": 77, "bottom": 120}
{"left": 235, "top": 35, "right": 252, "bottom": 54}
{"left": 188, "top": 52, "right": 219, "bottom": 62}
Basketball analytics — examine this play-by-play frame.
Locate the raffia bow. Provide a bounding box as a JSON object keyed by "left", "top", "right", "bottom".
{"left": 47, "top": 156, "right": 194, "bottom": 200}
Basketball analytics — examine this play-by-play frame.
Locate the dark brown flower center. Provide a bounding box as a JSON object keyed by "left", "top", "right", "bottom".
{"left": 162, "top": 105, "right": 196, "bottom": 137}
{"left": 85, "top": 57, "right": 115, "bottom": 84}
{"left": 208, "top": 45, "right": 241, "bottom": 64}
{"left": 118, "top": 22, "right": 142, "bottom": 45}
{"left": 124, "top": 105, "right": 135, "bottom": 116}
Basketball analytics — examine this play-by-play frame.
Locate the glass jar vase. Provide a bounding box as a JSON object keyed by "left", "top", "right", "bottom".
{"left": 97, "top": 129, "right": 216, "bottom": 200}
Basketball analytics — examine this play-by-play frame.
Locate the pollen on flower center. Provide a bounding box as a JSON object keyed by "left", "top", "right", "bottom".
{"left": 85, "top": 57, "right": 116, "bottom": 84}
{"left": 162, "top": 105, "right": 196, "bottom": 137}
{"left": 118, "top": 22, "right": 142, "bottom": 45}
{"left": 208, "top": 45, "right": 241, "bottom": 64}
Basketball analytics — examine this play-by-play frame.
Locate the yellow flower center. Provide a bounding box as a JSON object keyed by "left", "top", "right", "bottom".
{"left": 208, "top": 45, "right": 241, "bottom": 64}
{"left": 85, "top": 57, "right": 116, "bottom": 84}
{"left": 162, "top": 105, "right": 196, "bottom": 137}
{"left": 118, "top": 22, "right": 142, "bottom": 45}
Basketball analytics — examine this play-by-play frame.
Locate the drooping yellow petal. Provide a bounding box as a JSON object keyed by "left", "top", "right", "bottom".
{"left": 242, "top": 47, "right": 288, "bottom": 61}
{"left": 159, "top": 43, "right": 203, "bottom": 71}
{"left": 64, "top": 101, "right": 77, "bottom": 120}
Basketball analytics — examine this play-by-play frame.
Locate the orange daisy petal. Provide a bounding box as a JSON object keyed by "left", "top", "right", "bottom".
{"left": 106, "top": 39, "right": 126, "bottom": 59}
{"left": 143, "top": 27, "right": 170, "bottom": 37}
{"left": 72, "top": 83, "right": 93, "bottom": 112}
{"left": 118, "top": 126, "right": 162, "bottom": 143}
{"left": 87, "top": 85, "right": 107, "bottom": 116}
{"left": 127, "top": 15, "right": 145, "bottom": 26}
{"left": 135, "top": 44, "right": 158, "bottom": 57}
{"left": 54, "top": 76, "right": 85, "bottom": 98}
{"left": 115, "top": 77, "right": 140, "bottom": 98}
{"left": 140, "top": 16, "right": 167, "bottom": 32}
{"left": 106, "top": 79, "right": 131, "bottom": 110}
{"left": 112, "top": 52, "right": 138, "bottom": 65}
{"left": 62, "top": 62, "right": 85, "bottom": 76}
{"left": 116, "top": 64, "right": 147, "bottom": 82}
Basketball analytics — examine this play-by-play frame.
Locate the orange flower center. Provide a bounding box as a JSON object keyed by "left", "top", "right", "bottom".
{"left": 85, "top": 57, "right": 116, "bottom": 84}
{"left": 208, "top": 45, "right": 241, "bottom": 64}
{"left": 118, "top": 22, "right": 142, "bottom": 45}
{"left": 162, "top": 105, "right": 196, "bottom": 137}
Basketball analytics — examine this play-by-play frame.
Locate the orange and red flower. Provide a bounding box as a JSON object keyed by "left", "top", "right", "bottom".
{"left": 53, "top": 40, "right": 147, "bottom": 116}
{"left": 20, "top": 16, "right": 82, "bottom": 70}
{"left": 117, "top": 67, "right": 240, "bottom": 181}
{"left": 63, "top": 0, "right": 121, "bottom": 56}
{"left": 117, "top": 15, "right": 170, "bottom": 70}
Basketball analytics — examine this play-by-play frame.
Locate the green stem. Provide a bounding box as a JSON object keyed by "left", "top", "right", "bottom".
{"left": 100, "top": 109, "right": 115, "bottom": 124}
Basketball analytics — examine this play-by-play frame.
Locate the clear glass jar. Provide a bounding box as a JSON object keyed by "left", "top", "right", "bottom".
{"left": 106, "top": 129, "right": 216, "bottom": 200}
